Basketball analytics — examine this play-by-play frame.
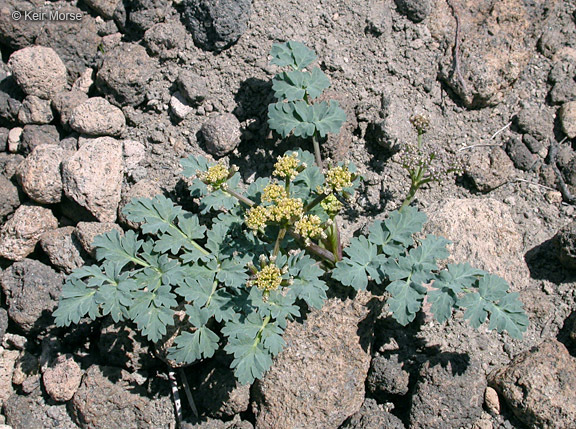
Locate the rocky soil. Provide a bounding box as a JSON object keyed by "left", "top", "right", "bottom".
{"left": 1, "top": 0, "right": 576, "bottom": 428}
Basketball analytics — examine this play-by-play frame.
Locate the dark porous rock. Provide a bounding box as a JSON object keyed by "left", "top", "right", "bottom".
{"left": 489, "top": 339, "right": 576, "bottom": 428}
{"left": 62, "top": 137, "right": 124, "bottom": 222}
{"left": 464, "top": 147, "right": 515, "bottom": 192}
{"left": 182, "top": 0, "right": 252, "bottom": 52}
{"left": 83, "top": 0, "right": 122, "bottom": 20}
{"left": 51, "top": 90, "right": 90, "bottom": 129}
{"left": 549, "top": 79, "right": 576, "bottom": 105}
{"left": 341, "top": 398, "right": 405, "bottom": 429}
{"left": 253, "top": 292, "right": 374, "bottom": 429}
{"left": 4, "top": 387, "right": 79, "bottom": 429}
{"left": 0, "top": 76, "right": 24, "bottom": 124}
{"left": 200, "top": 113, "right": 242, "bottom": 157}
{"left": 144, "top": 21, "right": 188, "bottom": 60}
{"left": 560, "top": 101, "right": 576, "bottom": 139}
{"left": 0, "top": 0, "right": 44, "bottom": 50}
{"left": 522, "top": 133, "right": 547, "bottom": 158}
{"left": 431, "top": 0, "right": 549, "bottom": 108}
{"left": 538, "top": 29, "right": 564, "bottom": 59}
{"left": 127, "top": 0, "right": 172, "bottom": 32}
{"left": 555, "top": 220, "right": 576, "bottom": 270}
{"left": 70, "top": 365, "right": 174, "bottom": 428}
{"left": 59, "top": 134, "right": 79, "bottom": 151}
{"left": 69, "top": 97, "right": 126, "bottom": 137}
{"left": 17, "top": 95, "right": 54, "bottom": 125}
{"left": 0, "top": 308, "right": 8, "bottom": 344}
{"left": 366, "top": 354, "right": 410, "bottom": 396}
{"left": 0, "top": 127, "right": 8, "bottom": 151}
{"left": 17, "top": 144, "right": 66, "bottom": 204}
{"left": 8, "top": 46, "right": 67, "bottom": 100}
{"left": 548, "top": 53, "right": 576, "bottom": 85}
{"left": 515, "top": 104, "right": 554, "bottom": 141}
{"left": 40, "top": 227, "right": 85, "bottom": 274}
{"left": 317, "top": 91, "right": 358, "bottom": 163}
{"left": 0, "top": 153, "right": 25, "bottom": 180}
{"left": 0, "top": 259, "right": 63, "bottom": 333}
{"left": 96, "top": 43, "right": 156, "bottom": 107}
{"left": 505, "top": 136, "right": 537, "bottom": 171}
{"left": 34, "top": 4, "right": 102, "bottom": 79}
{"left": 409, "top": 357, "right": 486, "bottom": 428}
{"left": 190, "top": 356, "right": 250, "bottom": 419}
{"left": 394, "top": 0, "right": 431, "bottom": 23}
{"left": 0, "top": 204, "right": 58, "bottom": 261}
{"left": 74, "top": 221, "right": 123, "bottom": 256}
{"left": 99, "top": 317, "right": 157, "bottom": 371}
{"left": 20, "top": 124, "right": 60, "bottom": 154}
{"left": 563, "top": 157, "right": 576, "bottom": 187}
{"left": 177, "top": 70, "right": 209, "bottom": 105}
{"left": 0, "top": 175, "right": 21, "bottom": 221}
{"left": 365, "top": 1, "right": 393, "bottom": 37}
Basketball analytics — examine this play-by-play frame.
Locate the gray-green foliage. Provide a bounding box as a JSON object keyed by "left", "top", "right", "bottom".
{"left": 267, "top": 41, "right": 346, "bottom": 139}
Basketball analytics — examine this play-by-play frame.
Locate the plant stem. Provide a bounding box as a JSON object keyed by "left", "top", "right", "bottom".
{"left": 312, "top": 132, "right": 323, "bottom": 170}
{"left": 273, "top": 228, "right": 286, "bottom": 257}
{"left": 287, "top": 229, "right": 336, "bottom": 264}
{"left": 225, "top": 188, "right": 255, "bottom": 207}
{"left": 305, "top": 193, "right": 327, "bottom": 212}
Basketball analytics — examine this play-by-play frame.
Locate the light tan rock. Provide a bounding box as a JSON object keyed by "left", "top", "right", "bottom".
{"left": 0, "top": 347, "right": 20, "bottom": 408}
{"left": 74, "top": 222, "right": 123, "bottom": 256}
{"left": 18, "top": 144, "right": 66, "bottom": 204}
{"left": 40, "top": 227, "right": 84, "bottom": 273}
{"left": 559, "top": 101, "right": 576, "bottom": 139}
{"left": 42, "top": 354, "right": 83, "bottom": 402}
{"left": 69, "top": 97, "right": 125, "bottom": 137}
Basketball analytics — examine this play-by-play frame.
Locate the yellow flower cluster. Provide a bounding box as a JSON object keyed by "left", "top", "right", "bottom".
{"left": 320, "top": 194, "right": 343, "bottom": 217}
{"left": 268, "top": 197, "right": 304, "bottom": 223}
{"left": 262, "top": 183, "right": 287, "bottom": 203}
{"left": 249, "top": 264, "right": 283, "bottom": 291}
{"left": 273, "top": 152, "right": 301, "bottom": 180}
{"left": 198, "top": 163, "right": 229, "bottom": 186}
{"left": 245, "top": 206, "right": 269, "bottom": 232}
{"left": 323, "top": 165, "right": 353, "bottom": 193}
{"left": 294, "top": 215, "right": 325, "bottom": 243}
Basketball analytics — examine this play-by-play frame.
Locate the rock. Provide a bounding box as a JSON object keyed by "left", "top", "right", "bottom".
{"left": 464, "top": 147, "right": 515, "bottom": 192}
{"left": 485, "top": 386, "right": 500, "bottom": 414}
{"left": 0, "top": 0, "right": 44, "bottom": 49}
{"left": 118, "top": 179, "right": 163, "bottom": 228}
{"left": 127, "top": 0, "right": 171, "bottom": 32}
{"left": 430, "top": 0, "right": 547, "bottom": 108}
{"left": 17, "top": 144, "right": 66, "bottom": 204}
{"left": 190, "top": 357, "right": 250, "bottom": 418}
{"left": 7, "top": 127, "right": 21, "bottom": 152}
{"left": 424, "top": 198, "right": 529, "bottom": 291}
{"left": 96, "top": 43, "right": 156, "bottom": 107}
{"left": 538, "top": 29, "right": 563, "bottom": 58}
{"left": 20, "top": 124, "right": 60, "bottom": 154}
{"left": 60, "top": 134, "right": 79, "bottom": 151}
{"left": 549, "top": 79, "right": 576, "bottom": 105}
{"left": 83, "top": 0, "right": 122, "bottom": 19}
{"left": 62, "top": 137, "right": 124, "bottom": 222}
{"left": 0, "top": 309, "right": 8, "bottom": 344}
{"left": 394, "top": 0, "right": 431, "bottom": 23}
{"left": 0, "top": 75, "right": 24, "bottom": 125}
{"left": 367, "top": 91, "right": 412, "bottom": 154}
{"left": 0, "top": 259, "right": 63, "bottom": 333}
{"left": 555, "top": 220, "right": 576, "bottom": 270}
{"left": 365, "top": 1, "right": 393, "bottom": 36}
{"left": 12, "top": 350, "right": 39, "bottom": 387}
{"left": 0, "top": 205, "right": 58, "bottom": 261}
{"left": 559, "top": 101, "right": 576, "bottom": 138}
{"left": 0, "top": 176, "right": 21, "bottom": 221}
{"left": 409, "top": 357, "right": 486, "bottom": 428}
{"left": 489, "top": 339, "right": 576, "bottom": 428}
{"left": 177, "top": 70, "right": 209, "bottom": 105}
{"left": 8, "top": 46, "right": 67, "bottom": 100}
{"left": 34, "top": 4, "right": 102, "bottom": 79}
{"left": 72, "top": 68, "right": 94, "bottom": 94}
{"left": 366, "top": 354, "right": 410, "bottom": 396}
{"left": 0, "top": 153, "right": 25, "bottom": 180}
{"left": 515, "top": 104, "right": 554, "bottom": 141}
{"left": 341, "top": 398, "right": 404, "bottom": 429}
{"left": 2, "top": 333, "right": 27, "bottom": 350}
{"left": 144, "top": 21, "right": 188, "bottom": 60}
{"left": 170, "top": 91, "right": 193, "bottom": 121}
{"left": 40, "top": 227, "right": 85, "bottom": 273}
{"left": 17, "top": 95, "right": 54, "bottom": 124}
{"left": 69, "top": 97, "right": 125, "bottom": 137}
{"left": 99, "top": 318, "right": 157, "bottom": 371}
{"left": 317, "top": 91, "right": 358, "bottom": 163}
{"left": 51, "top": 90, "right": 89, "bottom": 128}
{"left": 182, "top": 0, "right": 252, "bottom": 52}
{"left": 42, "top": 354, "right": 83, "bottom": 402}
{"left": 70, "top": 365, "right": 174, "bottom": 428}
{"left": 0, "top": 347, "right": 20, "bottom": 408}
{"left": 123, "top": 140, "right": 146, "bottom": 177}
{"left": 252, "top": 293, "right": 373, "bottom": 429}
{"left": 522, "top": 134, "right": 547, "bottom": 158}
{"left": 4, "top": 388, "right": 79, "bottom": 429}
{"left": 0, "top": 127, "right": 7, "bottom": 151}
{"left": 74, "top": 221, "right": 123, "bottom": 256}
{"left": 504, "top": 136, "right": 537, "bottom": 171}
{"left": 200, "top": 113, "right": 242, "bottom": 157}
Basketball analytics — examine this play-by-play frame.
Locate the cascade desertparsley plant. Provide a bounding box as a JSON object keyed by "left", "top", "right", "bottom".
{"left": 54, "top": 149, "right": 528, "bottom": 384}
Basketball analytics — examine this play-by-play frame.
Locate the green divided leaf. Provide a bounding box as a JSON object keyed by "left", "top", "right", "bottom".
{"left": 272, "top": 67, "right": 330, "bottom": 101}
{"left": 332, "top": 236, "right": 385, "bottom": 290}
{"left": 167, "top": 306, "right": 219, "bottom": 364}
{"left": 406, "top": 235, "right": 450, "bottom": 271}
{"left": 270, "top": 41, "right": 316, "bottom": 70}
{"left": 268, "top": 100, "right": 346, "bottom": 139}
{"left": 312, "top": 100, "right": 347, "bottom": 138}
{"left": 288, "top": 253, "right": 327, "bottom": 309}
{"left": 93, "top": 230, "right": 146, "bottom": 270}
{"left": 487, "top": 293, "right": 529, "bottom": 339}
{"left": 386, "top": 278, "right": 426, "bottom": 326}
{"left": 216, "top": 258, "right": 249, "bottom": 289}
{"left": 53, "top": 277, "right": 100, "bottom": 326}
{"left": 130, "top": 285, "right": 177, "bottom": 343}
{"left": 368, "top": 207, "right": 427, "bottom": 256}
{"left": 180, "top": 154, "right": 211, "bottom": 178}
{"left": 123, "top": 196, "right": 181, "bottom": 235}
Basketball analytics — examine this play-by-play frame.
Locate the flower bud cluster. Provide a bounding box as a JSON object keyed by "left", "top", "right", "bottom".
{"left": 294, "top": 215, "right": 327, "bottom": 246}
{"left": 320, "top": 165, "right": 354, "bottom": 194}
{"left": 247, "top": 263, "right": 283, "bottom": 292}
{"left": 197, "top": 163, "right": 231, "bottom": 190}
{"left": 320, "top": 194, "right": 343, "bottom": 217}
{"left": 273, "top": 152, "right": 305, "bottom": 180}
{"left": 410, "top": 114, "right": 430, "bottom": 135}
